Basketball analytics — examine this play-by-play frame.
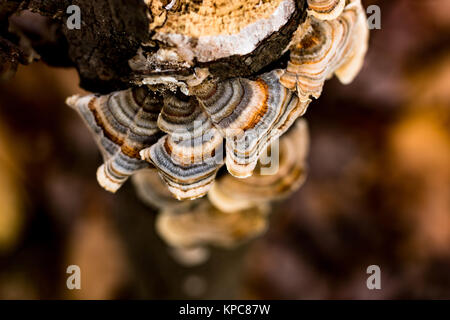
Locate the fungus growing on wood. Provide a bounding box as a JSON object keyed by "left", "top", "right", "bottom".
{"left": 132, "top": 120, "right": 308, "bottom": 253}
{"left": 63, "top": 0, "right": 368, "bottom": 252}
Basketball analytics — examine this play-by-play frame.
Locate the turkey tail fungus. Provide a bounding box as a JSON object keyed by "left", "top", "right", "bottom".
{"left": 64, "top": 0, "right": 369, "bottom": 255}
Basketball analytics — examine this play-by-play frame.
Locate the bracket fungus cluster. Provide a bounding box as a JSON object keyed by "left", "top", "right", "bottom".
{"left": 66, "top": 0, "right": 369, "bottom": 255}
{"left": 133, "top": 120, "right": 308, "bottom": 264}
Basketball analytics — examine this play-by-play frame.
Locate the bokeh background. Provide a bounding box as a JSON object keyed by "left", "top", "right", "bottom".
{"left": 0, "top": 0, "right": 449, "bottom": 299}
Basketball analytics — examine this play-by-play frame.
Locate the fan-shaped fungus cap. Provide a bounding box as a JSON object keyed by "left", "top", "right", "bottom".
{"left": 208, "top": 119, "right": 309, "bottom": 213}
{"left": 140, "top": 134, "right": 223, "bottom": 200}
{"left": 280, "top": 0, "right": 369, "bottom": 101}
{"left": 140, "top": 93, "right": 224, "bottom": 200}
{"left": 156, "top": 199, "right": 269, "bottom": 249}
{"left": 307, "top": 0, "right": 345, "bottom": 20}
{"left": 66, "top": 88, "right": 163, "bottom": 192}
{"left": 192, "top": 70, "right": 308, "bottom": 178}
{"left": 334, "top": 0, "right": 369, "bottom": 84}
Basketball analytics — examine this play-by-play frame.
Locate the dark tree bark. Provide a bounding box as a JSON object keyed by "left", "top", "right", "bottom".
{"left": 1, "top": 0, "right": 150, "bottom": 92}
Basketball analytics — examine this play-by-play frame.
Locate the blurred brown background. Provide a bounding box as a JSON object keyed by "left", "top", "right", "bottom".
{"left": 0, "top": 0, "right": 449, "bottom": 299}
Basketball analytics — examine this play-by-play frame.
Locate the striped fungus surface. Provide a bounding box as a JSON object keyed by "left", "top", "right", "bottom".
{"left": 66, "top": 0, "right": 368, "bottom": 250}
